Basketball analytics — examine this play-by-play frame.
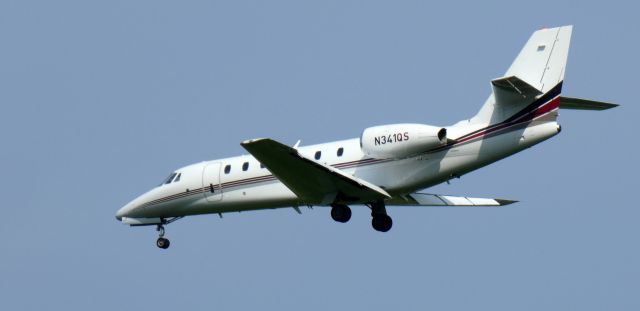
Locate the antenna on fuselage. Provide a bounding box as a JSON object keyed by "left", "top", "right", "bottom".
{"left": 293, "top": 140, "right": 301, "bottom": 149}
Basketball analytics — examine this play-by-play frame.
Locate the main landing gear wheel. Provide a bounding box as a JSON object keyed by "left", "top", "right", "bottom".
{"left": 369, "top": 200, "right": 393, "bottom": 232}
{"left": 371, "top": 214, "right": 393, "bottom": 232}
{"left": 156, "top": 224, "right": 170, "bottom": 249}
{"left": 331, "top": 204, "right": 352, "bottom": 223}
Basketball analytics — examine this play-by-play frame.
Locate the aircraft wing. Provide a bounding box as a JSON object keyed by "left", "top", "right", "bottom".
{"left": 241, "top": 138, "right": 391, "bottom": 205}
{"left": 386, "top": 193, "right": 517, "bottom": 207}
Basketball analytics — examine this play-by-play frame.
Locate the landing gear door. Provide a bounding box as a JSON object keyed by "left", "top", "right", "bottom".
{"left": 202, "top": 163, "right": 222, "bottom": 202}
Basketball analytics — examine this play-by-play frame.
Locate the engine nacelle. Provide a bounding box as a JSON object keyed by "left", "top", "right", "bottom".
{"left": 360, "top": 123, "right": 447, "bottom": 159}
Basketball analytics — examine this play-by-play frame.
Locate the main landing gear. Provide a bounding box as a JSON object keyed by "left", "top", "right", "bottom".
{"left": 369, "top": 201, "right": 392, "bottom": 232}
{"left": 331, "top": 203, "right": 352, "bottom": 223}
{"left": 329, "top": 201, "right": 393, "bottom": 232}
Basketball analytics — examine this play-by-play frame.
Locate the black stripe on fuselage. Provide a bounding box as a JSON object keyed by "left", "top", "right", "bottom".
{"left": 427, "top": 81, "right": 563, "bottom": 153}
{"left": 454, "top": 82, "right": 563, "bottom": 142}
{"left": 136, "top": 157, "right": 392, "bottom": 209}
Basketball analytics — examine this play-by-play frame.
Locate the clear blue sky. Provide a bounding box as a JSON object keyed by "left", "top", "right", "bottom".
{"left": 1, "top": 1, "right": 637, "bottom": 310}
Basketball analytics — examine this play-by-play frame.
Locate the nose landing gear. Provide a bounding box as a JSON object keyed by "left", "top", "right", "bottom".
{"left": 152, "top": 217, "right": 183, "bottom": 249}
{"left": 156, "top": 224, "right": 170, "bottom": 249}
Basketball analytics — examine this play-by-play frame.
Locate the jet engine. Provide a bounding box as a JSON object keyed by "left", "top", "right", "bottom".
{"left": 360, "top": 123, "right": 447, "bottom": 159}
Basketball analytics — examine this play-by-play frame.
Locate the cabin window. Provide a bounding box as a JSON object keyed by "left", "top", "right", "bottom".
{"left": 242, "top": 162, "right": 249, "bottom": 171}
{"left": 224, "top": 165, "right": 231, "bottom": 174}
{"left": 260, "top": 163, "right": 265, "bottom": 169}
{"left": 315, "top": 151, "right": 321, "bottom": 160}
{"left": 337, "top": 147, "right": 344, "bottom": 157}
{"left": 174, "top": 173, "right": 181, "bottom": 182}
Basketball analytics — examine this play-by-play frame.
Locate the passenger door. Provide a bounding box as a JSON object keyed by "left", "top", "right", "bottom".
{"left": 202, "top": 163, "right": 222, "bottom": 202}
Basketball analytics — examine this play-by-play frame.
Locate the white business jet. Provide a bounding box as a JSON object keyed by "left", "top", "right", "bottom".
{"left": 116, "top": 26, "right": 616, "bottom": 249}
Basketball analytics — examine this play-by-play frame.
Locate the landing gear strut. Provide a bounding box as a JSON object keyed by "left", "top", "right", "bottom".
{"left": 152, "top": 217, "right": 183, "bottom": 249}
{"left": 330, "top": 204, "right": 352, "bottom": 223}
{"left": 156, "top": 224, "right": 170, "bottom": 249}
{"left": 369, "top": 201, "right": 392, "bottom": 232}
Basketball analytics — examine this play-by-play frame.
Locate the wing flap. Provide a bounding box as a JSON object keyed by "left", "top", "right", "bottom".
{"left": 241, "top": 138, "right": 390, "bottom": 205}
{"left": 387, "top": 193, "right": 517, "bottom": 207}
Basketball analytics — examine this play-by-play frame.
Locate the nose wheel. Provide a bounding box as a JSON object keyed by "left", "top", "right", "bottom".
{"left": 156, "top": 237, "right": 170, "bottom": 249}
{"left": 151, "top": 217, "right": 182, "bottom": 249}
{"left": 156, "top": 224, "right": 170, "bottom": 249}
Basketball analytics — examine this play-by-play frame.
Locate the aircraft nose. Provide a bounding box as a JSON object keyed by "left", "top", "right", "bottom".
{"left": 115, "top": 204, "right": 133, "bottom": 221}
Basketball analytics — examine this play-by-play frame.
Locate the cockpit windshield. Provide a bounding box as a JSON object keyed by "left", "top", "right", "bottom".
{"left": 160, "top": 172, "right": 177, "bottom": 186}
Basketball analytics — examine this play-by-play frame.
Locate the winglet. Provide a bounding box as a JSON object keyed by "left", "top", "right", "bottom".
{"left": 494, "top": 199, "right": 519, "bottom": 206}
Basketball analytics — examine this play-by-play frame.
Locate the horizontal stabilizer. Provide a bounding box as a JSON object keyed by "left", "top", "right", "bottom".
{"left": 559, "top": 96, "right": 618, "bottom": 110}
{"left": 386, "top": 193, "right": 517, "bottom": 207}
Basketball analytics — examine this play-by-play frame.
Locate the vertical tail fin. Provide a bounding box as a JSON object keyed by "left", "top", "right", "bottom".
{"left": 471, "top": 26, "right": 573, "bottom": 124}
{"left": 505, "top": 26, "right": 573, "bottom": 93}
